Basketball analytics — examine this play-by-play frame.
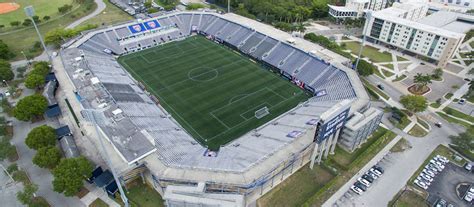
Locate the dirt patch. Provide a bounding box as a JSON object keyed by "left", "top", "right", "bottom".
{"left": 0, "top": 3, "right": 20, "bottom": 15}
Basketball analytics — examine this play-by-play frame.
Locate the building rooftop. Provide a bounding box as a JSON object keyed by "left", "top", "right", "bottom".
{"left": 417, "top": 11, "right": 474, "bottom": 34}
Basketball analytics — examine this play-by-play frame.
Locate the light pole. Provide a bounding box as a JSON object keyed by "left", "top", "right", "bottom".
{"left": 83, "top": 110, "right": 129, "bottom": 207}
{"left": 354, "top": 11, "right": 372, "bottom": 71}
{"left": 227, "top": 0, "right": 230, "bottom": 13}
{"left": 24, "top": 6, "right": 52, "bottom": 63}
{"left": 20, "top": 51, "right": 29, "bottom": 65}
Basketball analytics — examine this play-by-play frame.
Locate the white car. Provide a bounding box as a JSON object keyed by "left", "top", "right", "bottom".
{"left": 414, "top": 179, "right": 428, "bottom": 190}
{"left": 464, "top": 194, "right": 473, "bottom": 202}
{"left": 367, "top": 171, "right": 379, "bottom": 179}
{"left": 422, "top": 169, "right": 435, "bottom": 177}
{"left": 469, "top": 187, "right": 474, "bottom": 193}
{"left": 370, "top": 168, "right": 382, "bottom": 176}
{"left": 425, "top": 165, "right": 439, "bottom": 173}
{"left": 351, "top": 185, "right": 363, "bottom": 195}
{"left": 465, "top": 163, "right": 473, "bottom": 171}
{"left": 420, "top": 173, "right": 433, "bottom": 182}
{"left": 435, "top": 155, "right": 449, "bottom": 163}
{"left": 430, "top": 159, "right": 444, "bottom": 167}
{"left": 358, "top": 178, "right": 371, "bottom": 187}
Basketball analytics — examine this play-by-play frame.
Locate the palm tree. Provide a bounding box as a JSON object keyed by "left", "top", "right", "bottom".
{"left": 413, "top": 73, "right": 432, "bottom": 92}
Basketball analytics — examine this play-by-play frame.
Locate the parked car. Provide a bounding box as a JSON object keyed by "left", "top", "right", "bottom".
{"left": 367, "top": 171, "right": 379, "bottom": 179}
{"left": 358, "top": 177, "right": 371, "bottom": 187}
{"left": 458, "top": 98, "right": 466, "bottom": 105}
{"left": 373, "top": 165, "right": 384, "bottom": 174}
{"left": 351, "top": 185, "right": 363, "bottom": 195}
{"left": 377, "top": 84, "right": 384, "bottom": 90}
{"left": 435, "top": 155, "right": 448, "bottom": 163}
{"left": 354, "top": 182, "right": 367, "bottom": 191}
{"left": 464, "top": 163, "right": 473, "bottom": 171}
{"left": 426, "top": 165, "right": 439, "bottom": 173}
{"left": 414, "top": 179, "right": 428, "bottom": 190}
{"left": 435, "top": 122, "right": 442, "bottom": 128}
{"left": 362, "top": 174, "right": 374, "bottom": 183}
{"left": 420, "top": 173, "right": 433, "bottom": 182}
{"left": 422, "top": 169, "right": 435, "bottom": 177}
{"left": 370, "top": 168, "right": 382, "bottom": 176}
{"left": 464, "top": 193, "right": 473, "bottom": 202}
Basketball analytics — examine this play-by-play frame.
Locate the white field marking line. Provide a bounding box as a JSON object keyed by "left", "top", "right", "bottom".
{"left": 206, "top": 88, "right": 306, "bottom": 142}
{"left": 209, "top": 87, "right": 270, "bottom": 116}
{"left": 239, "top": 102, "right": 271, "bottom": 120}
{"left": 124, "top": 63, "right": 207, "bottom": 143}
{"left": 228, "top": 93, "right": 249, "bottom": 104}
{"left": 210, "top": 113, "right": 231, "bottom": 129}
{"left": 187, "top": 67, "right": 219, "bottom": 82}
{"left": 156, "top": 59, "right": 245, "bottom": 93}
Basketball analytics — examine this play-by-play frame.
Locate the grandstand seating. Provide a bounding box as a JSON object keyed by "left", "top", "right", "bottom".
{"left": 77, "top": 12, "right": 355, "bottom": 100}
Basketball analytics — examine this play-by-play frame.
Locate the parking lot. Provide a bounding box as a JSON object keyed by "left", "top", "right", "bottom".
{"left": 426, "top": 163, "right": 474, "bottom": 207}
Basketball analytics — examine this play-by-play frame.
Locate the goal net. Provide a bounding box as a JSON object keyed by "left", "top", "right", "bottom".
{"left": 255, "top": 106, "right": 269, "bottom": 119}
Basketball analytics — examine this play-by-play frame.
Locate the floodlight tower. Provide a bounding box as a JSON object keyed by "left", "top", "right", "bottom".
{"left": 24, "top": 5, "right": 52, "bottom": 63}
{"left": 227, "top": 0, "right": 230, "bottom": 13}
{"left": 354, "top": 11, "right": 372, "bottom": 71}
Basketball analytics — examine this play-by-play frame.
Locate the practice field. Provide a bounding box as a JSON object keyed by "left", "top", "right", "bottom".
{"left": 118, "top": 36, "right": 310, "bottom": 149}
{"left": 0, "top": 0, "right": 73, "bottom": 27}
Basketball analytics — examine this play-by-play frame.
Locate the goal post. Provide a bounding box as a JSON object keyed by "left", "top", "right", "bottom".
{"left": 255, "top": 106, "right": 269, "bottom": 119}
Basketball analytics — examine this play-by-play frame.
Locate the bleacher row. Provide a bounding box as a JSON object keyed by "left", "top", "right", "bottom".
{"left": 78, "top": 12, "right": 355, "bottom": 100}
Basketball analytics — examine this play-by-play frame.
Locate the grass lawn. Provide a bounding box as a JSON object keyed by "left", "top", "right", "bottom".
{"left": 392, "top": 74, "right": 407, "bottom": 82}
{"left": 343, "top": 41, "right": 393, "bottom": 63}
{"left": 443, "top": 107, "right": 474, "bottom": 123}
{"left": 374, "top": 68, "right": 385, "bottom": 79}
{"left": 0, "top": 0, "right": 73, "bottom": 28}
{"left": 416, "top": 117, "right": 430, "bottom": 129}
{"left": 436, "top": 112, "right": 473, "bottom": 129}
{"left": 390, "top": 138, "right": 410, "bottom": 153}
{"left": 0, "top": 1, "right": 96, "bottom": 60}
{"left": 392, "top": 115, "right": 411, "bottom": 130}
{"left": 449, "top": 144, "right": 474, "bottom": 161}
{"left": 390, "top": 189, "right": 428, "bottom": 207}
{"left": 430, "top": 102, "right": 441, "bottom": 108}
{"left": 382, "top": 63, "right": 394, "bottom": 70}
{"left": 120, "top": 180, "right": 164, "bottom": 207}
{"left": 78, "top": 0, "right": 133, "bottom": 27}
{"left": 257, "top": 165, "right": 335, "bottom": 207}
{"left": 397, "top": 56, "right": 408, "bottom": 61}
{"left": 444, "top": 93, "right": 453, "bottom": 99}
{"left": 89, "top": 198, "right": 108, "bottom": 207}
{"left": 361, "top": 78, "right": 390, "bottom": 100}
{"left": 303, "top": 128, "right": 397, "bottom": 206}
{"left": 407, "top": 145, "right": 467, "bottom": 187}
{"left": 382, "top": 69, "right": 394, "bottom": 77}
{"left": 408, "top": 124, "right": 428, "bottom": 137}
{"left": 118, "top": 36, "right": 310, "bottom": 149}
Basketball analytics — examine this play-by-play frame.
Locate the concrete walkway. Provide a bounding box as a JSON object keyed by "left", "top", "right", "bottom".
{"left": 66, "top": 0, "right": 106, "bottom": 29}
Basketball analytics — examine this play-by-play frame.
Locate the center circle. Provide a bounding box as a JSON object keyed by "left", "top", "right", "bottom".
{"left": 188, "top": 67, "right": 218, "bottom": 82}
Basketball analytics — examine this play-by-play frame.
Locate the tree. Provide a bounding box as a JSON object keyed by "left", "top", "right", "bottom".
{"left": 25, "top": 125, "right": 56, "bottom": 150}
{"left": 10, "top": 21, "right": 20, "bottom": 27}
{"left": 32, "top": 61, "right": 50, "bottom": 77}
{"left": 0, "top": 137, "right": 16, "bottom": 161}
{"left": 52, "top": 157, "right": 93, "bottom": 196}
{"left": 400, "top": 95, "right": 428, "bottom": 113}
{"left": 413, "top": 73, "right": 432, "bottom": 92}
{"left": 0, "top": 40, "right": 14, "bottom": 60}
{"left": 33, "top": 146, "right": 61, "bottom": 168}
{"left": 449, "top": 126, "right": 474, "bottom": 152}
{"left": 43, "top": 16, "right": 51, "bottom": 21}
{"left": 13, "top": 94, "right": 48, "bottom": 121}
{"left": 0, "top": 59, "right": 14, "bottom": 81}
{"left": 16, "top": 184, "right": 38, "bottom": 206}
{"left": 25, "top": 74, "right": 45, "bottom": 89}
{"left": 22, "top": 19, "right": 32, "bottom": 26}
{"left": 355, "top": 59, "right": 375, "bottom": 76}
{"left": 432, "top": 68, "right": 443, "bottom": 80}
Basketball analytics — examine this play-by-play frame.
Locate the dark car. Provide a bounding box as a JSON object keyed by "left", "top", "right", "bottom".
{"left": 377, "top": 84, "right": 384, "bottom": 90}
{"left": 354, "top": 181, "right": 367, "bottom": 191}
{"left": 362, "top": 174, "right": 374, "bottom": 183}
{"left": 373, "top": 166, "right": 384, "bottom": 174}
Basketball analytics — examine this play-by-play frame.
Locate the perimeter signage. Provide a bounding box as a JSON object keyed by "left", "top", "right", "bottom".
{"left": 316, "top": 108, "right": 350, "bottom": 144}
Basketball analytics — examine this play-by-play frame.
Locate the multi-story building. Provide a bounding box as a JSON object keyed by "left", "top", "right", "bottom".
{"left": 427, "top": 0, "right": 474, "bottom": 12}
{"left": 363, "top": 3, "right": 470, "bottom": 67}
{"left": 339, "top": 107, "right": 383, "bottom": 152}
{"left": 328, "top": 0, "right": 390, "bottom": 19}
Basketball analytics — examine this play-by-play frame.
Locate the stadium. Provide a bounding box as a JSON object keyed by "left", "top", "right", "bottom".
{"left": 54, "top": 10, "right": 369, "bottom": 206}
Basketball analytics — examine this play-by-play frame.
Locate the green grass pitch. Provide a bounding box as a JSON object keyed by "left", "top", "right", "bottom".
{"left": 118, "top": 36, "right": 310, "bottom": 150}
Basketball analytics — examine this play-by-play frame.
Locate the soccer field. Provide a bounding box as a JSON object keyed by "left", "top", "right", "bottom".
{"left": 118, "top": 36, "right": 310, "bottom": 149}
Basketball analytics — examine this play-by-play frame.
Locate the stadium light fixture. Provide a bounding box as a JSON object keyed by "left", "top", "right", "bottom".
{"left": 24, "top": 5, "right": 52, "bottom": 63}
{"left": 354, "top": 11, "right": 372, "bottom": 72}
